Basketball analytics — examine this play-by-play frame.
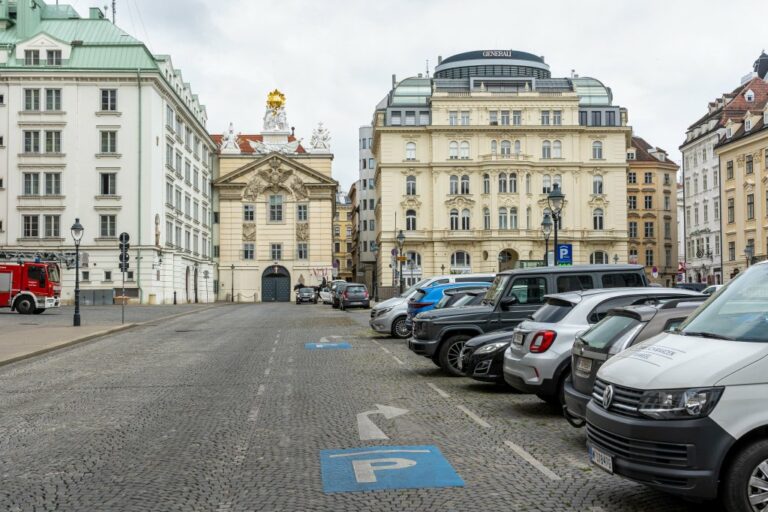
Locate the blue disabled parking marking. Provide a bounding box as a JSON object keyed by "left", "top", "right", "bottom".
{"left": 305, "top": 342, "right": 351, "bottom": 350}
{"left": 319, "top": 445, "right": 464, "bottom": 493}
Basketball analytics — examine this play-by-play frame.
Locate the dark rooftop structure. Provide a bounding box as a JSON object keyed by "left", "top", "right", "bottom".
{"left": 434, "top": 49, "right": 551, "bottom": 80}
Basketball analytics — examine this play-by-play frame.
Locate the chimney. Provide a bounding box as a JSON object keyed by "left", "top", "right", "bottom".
{"left": 90, "top": 7, "right": 105, "bottom": 19}
{"left": 17, "top": 0, "right": 42, "bottom": 38}
{"left": 391, "top": 74, "right": 397, "bottom": 88}
{"left": 437, "top": 55, "right": 443, "bottom": 65}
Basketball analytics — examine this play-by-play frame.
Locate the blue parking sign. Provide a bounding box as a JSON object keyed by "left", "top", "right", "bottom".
{"left": 320, "top": 445, "right": 464, "bottom": 493}
{"left": 557, "top": 244, "right": 573, "bottom": 265}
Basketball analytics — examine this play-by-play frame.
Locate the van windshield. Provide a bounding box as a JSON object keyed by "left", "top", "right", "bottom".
{"left": 401, "top": 279, "right": 431, "bottom": 298}
{"left": 679, "top": 265, "right": 768, "bottom": 342}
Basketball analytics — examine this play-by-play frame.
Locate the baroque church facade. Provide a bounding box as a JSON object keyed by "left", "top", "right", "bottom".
{"left": 213, "top": 91, "right": 338, "bottom": 302}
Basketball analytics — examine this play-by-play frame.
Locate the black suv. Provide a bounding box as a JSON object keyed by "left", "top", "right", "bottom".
{"left": 408, "top": 265, "right": 648, "bottom": 376}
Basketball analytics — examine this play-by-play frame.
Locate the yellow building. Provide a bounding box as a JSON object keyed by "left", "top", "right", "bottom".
{"left": 371, "top": 51, "right": 631, "bottom": 289}
{"left": 213, "top": 91, "right": 338, "bottom": 302}
{"left": 717, "top": 103, "right": 768, "bottom": 281}
{"left": 627, "top": 137, "right": 680, "bottom": 286}
{"left": 333, "top": 192, "right": 354, "bottom": 281}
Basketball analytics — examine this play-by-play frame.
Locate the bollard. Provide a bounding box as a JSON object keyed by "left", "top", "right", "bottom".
{"left": 173, "top": 291, "right": 177, "bottom": 305}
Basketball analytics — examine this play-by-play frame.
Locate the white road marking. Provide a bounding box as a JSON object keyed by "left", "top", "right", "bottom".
{"left": 287, "top": 357, "right": 294, "bottom": 363}
{"left": 392, "top": 355, "right": 404, "bottom": 365}
{"left": 371, "top": 339, "right": 381, "bottom": 346}
{"left": 426, "top": 382, "right": 450, "bottom": 398}
{"left": 380, "top": 347, "right": 391, "bottom": 354}
{"left": 273, "top": 339, "right": 278, "bottom": 345}
{"left": 456, "top": 405, "right": 491, "bottom": 428}
{"left": 268, "top": 356, "right": 274, "bottom": 364}
{"left": 247, "top": 407, "right": 259, "bottom": 422}
{"left": 504, "top": 440, "right": 561, "bottom": 481}
{"left": 257, "top": 384, "right": 266, "bottom": 396}
{"left": 356, "top": 404, "right": 409, "bottom": 441}
{"left": 264, "top": 368, "right": 271, "bottom": 376}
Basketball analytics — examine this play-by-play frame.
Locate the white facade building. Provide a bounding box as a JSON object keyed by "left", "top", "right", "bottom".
{"left": 0, "top": 1, "right": 216, "bottom": 304}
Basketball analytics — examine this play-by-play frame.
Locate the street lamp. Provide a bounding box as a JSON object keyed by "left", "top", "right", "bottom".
{"left": 547, "top": 183, "right": 565, "bottom": 265}
{"left": 746, "top": 242, "right": 755, "bottom": 268}
{"left": 613, "top": 254, "right": 619, "bottom": 265}
{"left": 230, "top": 264, "right": 235, "bottom": 302}
{"left": 70, "top": 218, "right": 84, "bottom": 327}
{"left": 441, "top": 264, "right": 445, "bottom": 275}
{"left": 396, "top": 229, "right": 405, "bottom": 294}
{"left": 541, "top": 212, "right": 553, "bottom": 266}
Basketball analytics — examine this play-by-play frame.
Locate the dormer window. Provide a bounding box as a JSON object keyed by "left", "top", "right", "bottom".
{"left": 746, "top": 119, "right": 752, "bottom": 131}
{"left": 627, "top": 151, "right": 636, "bottom": 160}
{"left": 46, "top": 50, "right": 62, "bottom": 66}
{"left": 727, "top": 127, "right": 732, "bottom": 138}
{"left": 746, "top": 89, "right": 755, "bottom": 102}
{"left": 24, "top": 50, "right": 40, "bottom": 66}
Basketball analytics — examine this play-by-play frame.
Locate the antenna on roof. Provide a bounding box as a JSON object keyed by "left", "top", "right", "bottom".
{"left": 425, "top": 59, "right": 430, "bottom": 78}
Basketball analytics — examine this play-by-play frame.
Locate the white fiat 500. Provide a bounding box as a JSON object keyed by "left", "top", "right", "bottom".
{"left": 586, "top": 261, "right": 768, "bottom": 511}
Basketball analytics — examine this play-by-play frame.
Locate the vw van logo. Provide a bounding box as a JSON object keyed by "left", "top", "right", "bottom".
{"left": 602, "top": 385, "right": 614, "bottom": 409}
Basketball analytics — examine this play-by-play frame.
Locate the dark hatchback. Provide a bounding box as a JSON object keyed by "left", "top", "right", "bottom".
{"left": 296, "top": 287, "right": 317, "bottom": 304}
{"left": 340, "top": 283, "right": 370, "bottom": 310}
{"left": 563, "top": 297, "right": 705, "bottom": 424}
{"left": 459, "top": 327, "right": 518, "bottom": 383}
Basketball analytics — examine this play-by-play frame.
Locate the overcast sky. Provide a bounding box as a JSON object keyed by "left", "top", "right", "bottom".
{"left": 78, "top": 0, "right": 766, "bottom": 191}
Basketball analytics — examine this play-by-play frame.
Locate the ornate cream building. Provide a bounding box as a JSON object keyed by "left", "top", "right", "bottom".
{"left": 212, "top": 91, "right": 337, "bottom": 302}
{"left": 371, "top": 50, "right": 631, "bottom": 287}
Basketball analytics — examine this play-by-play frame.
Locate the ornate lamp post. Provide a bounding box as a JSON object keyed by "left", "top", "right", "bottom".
{"left": 547, "top": 184, "right": 565, "bottom": 265}
{"left": 70, "top": 218, "right": 84, "bottom": 327}
{"left": 396, "top": 229, "right": 405, "bottom": 294}
{"left": 541, "top": 212, "right": 553, "bottom": 266}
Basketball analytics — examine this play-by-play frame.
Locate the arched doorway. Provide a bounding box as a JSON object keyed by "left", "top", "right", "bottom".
{"left": 185, "top": 267, "right": 191, "bottom": 303}
{"left": 498, "top": 249, "right": 519, "bottom": 271}
{"left": 193, "top": 267, "right": 199, "bottom": 304}
{"left": 262, "top": 265, "right": 291, "bottom": 302}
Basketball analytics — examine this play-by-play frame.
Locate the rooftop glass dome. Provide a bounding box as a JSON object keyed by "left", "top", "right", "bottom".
{"left": 434, "top": 49, "right": 551, "bottom": 80}
{"left": 571, "top": 77, "right": 613, "bottom": 106}
{"left": 390, "top": 77, "right": 432, "bottom": 107}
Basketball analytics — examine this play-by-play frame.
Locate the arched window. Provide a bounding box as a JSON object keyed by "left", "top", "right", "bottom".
{"left": 406, "top": 209, "right": 417, "bottom": 231}
{"left": 450, "top": 209, "right": 459, "bottom": 230}
{"left": 461, "top": 209, "right": 471, "bottom": 230}
{"left": 592, "top": 175, "right": 603, "bottom": 195}
{"left": 525, "top": 173, "right": 531, "bottom": 194}
{"left": 593, "top": 208, "right": 604, "bottom": 230}
{"left": 449, "top": 141, "right": 459, "bottom": 159}
{"left": 553, "top": 174, "right": 562, "bottom": 189}
{"left": 498, "top": 172, "right": 508, "bottom": 193}
{"left": 510, "top": 207, "right": 518, "bottom": 229}
{"left": 592, "top": 141, "right": 603, "bottom": 159}
{"left": 553, "top": 140, "right": 562, "bottom": 158}
{"left": 514, "top": 140, "right": 521, "bottom": 154}
{"left": 501, "top": 140, "right": 511, "bottom": 156}
{"left": 460, "top": 175, "right": 470, "bottom": 194}
{"left": 451, "top": 251, "right": 471, "bottom": 269}
{"left": 498, "top": 207, "right": 508, "bottom": 229}
{"left": 449, "top": 175, "right": 459, "bottom": 195}
{"left": 543, "top": 174, "right": 552, "bottom": 194}
{"left": 459, "top": 141, "right": 470, "bottom": 159}
{"left": 483, "top": 208, "right": 491, "bottom": 229}
{"left": 542, "top": 140, "right": 552, "bottom": 159}
{"left": 590, "top": 251, "right": 609, "bottom": 265}
{"left": 406, "top": 251, "right": 422, "bottom": 267}
{"left": 509, "top": 173, "right": 518, "bottom": 193}
{"left": 490, "top": 140, "right": 497, "bottom": 154}
{"left": 405, "top": 142, "right": 416, "bottom": 161}
{"left": 406, "top": 175, "right": 416, "bottom": 196}
{"left": 526, "top": 207, "right": 532, "bottom": 229}
{"left": 483, "top": 174, "right": 490, "bottom": 194}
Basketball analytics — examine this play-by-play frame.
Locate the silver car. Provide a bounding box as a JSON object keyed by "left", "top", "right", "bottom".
{"left": 502, "top": 287, "right": 702, "bottom": 406}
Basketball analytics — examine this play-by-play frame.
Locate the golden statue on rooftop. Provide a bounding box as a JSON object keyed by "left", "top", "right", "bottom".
{"left": 266, "top": 89, "right": 286, "bottom": 110}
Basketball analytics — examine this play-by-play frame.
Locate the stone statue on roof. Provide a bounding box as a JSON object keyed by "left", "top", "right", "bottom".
{"left": 220, "top": 123, "right": 241, "bottom": 154}
{"left": 309, "top": 122, "right": 331, "bottom": 152}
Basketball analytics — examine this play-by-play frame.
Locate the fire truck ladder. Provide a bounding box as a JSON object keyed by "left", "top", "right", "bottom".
{"left": 0, "top": 250, "right": 77, "bottom": 269}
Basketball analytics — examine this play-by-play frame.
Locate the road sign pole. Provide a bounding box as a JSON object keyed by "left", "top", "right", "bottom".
{"left": 121, "top": 269, "right": 125, "bottom": 324}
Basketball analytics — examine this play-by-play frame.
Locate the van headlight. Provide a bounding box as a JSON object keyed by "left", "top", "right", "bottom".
{"left": 637, "top": 387, "right": 724, "bottom": 420}
{"left": 474, "top": 342, "right": 510, "bottom": 355}
{"left": 376, "top": 307, "right": 392, "bottom": 315}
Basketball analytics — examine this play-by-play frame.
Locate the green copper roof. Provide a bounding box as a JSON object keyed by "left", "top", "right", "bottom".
{"left": 0, "top": 19, "right": 141, "bottom": 45}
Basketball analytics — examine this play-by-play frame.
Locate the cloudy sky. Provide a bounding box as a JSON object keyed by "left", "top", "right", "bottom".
{"left": 77, "top": 0, "right": 766, "bottom": 190}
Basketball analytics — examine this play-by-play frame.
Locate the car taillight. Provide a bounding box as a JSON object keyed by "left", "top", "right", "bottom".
{"left": 363, "top": 291, "right": 369, "bottom": 298}
{"left": 413, "top": 302, "right": 434, "bottom": 309}
{"left": 529, "top": 330, "right": 557, "bottom": 353}
{"left": 343, "top": 292, "right": 349, "bottom": 299}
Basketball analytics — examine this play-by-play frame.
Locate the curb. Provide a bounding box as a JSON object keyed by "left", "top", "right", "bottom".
{"left": 0, "top": 303, "right": 229, "bottom": 368}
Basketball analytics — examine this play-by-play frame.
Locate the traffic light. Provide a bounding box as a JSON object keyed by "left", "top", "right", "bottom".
{"left": 118, "top": 233, "right": 130, "bottom": 274}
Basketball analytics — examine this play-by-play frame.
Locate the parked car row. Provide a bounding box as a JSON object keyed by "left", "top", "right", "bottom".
{"left": 371, "top": 261, "right": 768, "bottom": 510}
{"left": 307, "top": 280, "right": 372, "bottom": 310}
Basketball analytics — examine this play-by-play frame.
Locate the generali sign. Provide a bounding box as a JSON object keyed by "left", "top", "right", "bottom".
{"left": 482, "top": 50, "right": 512, "bottom": 57}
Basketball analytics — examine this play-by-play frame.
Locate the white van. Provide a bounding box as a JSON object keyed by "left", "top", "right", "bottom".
{"left": 586, "top": 261, "right": 768, "bottom": 510}
{"left": 369, "top": 274, "right": 495, "bottom": 338}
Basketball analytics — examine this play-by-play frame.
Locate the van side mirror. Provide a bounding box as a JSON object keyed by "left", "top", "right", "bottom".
{"left": 500, "top": 296, "right": 519, "bottom": 310}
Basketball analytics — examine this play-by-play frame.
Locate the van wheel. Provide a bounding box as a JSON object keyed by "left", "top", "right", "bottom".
{"left": 15, "top": 296, "right": 35, "bottom": 315}
{"left": 721, "top": 439, "right": 768, "bottom": 512}
{"left": 391, "top": 317, "right": 410, "bottom": 339}
{"left": 438, "top": 335, "right": 471, "bottom": 376}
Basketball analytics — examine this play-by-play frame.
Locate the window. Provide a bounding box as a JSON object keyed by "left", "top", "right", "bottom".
{"left": 24, "top": 50, "right": 40, "bottom": 66}
{"left": 715, "top": 236, "right": 721, "bottom": 255}
{"left": 506, "top": 277, "right": 547, "bottom": 305}
{"left": 509, "top": 173, "right": 518, "bottom": 193}
{"left": 592, "top": 111, "right": 602, "bottom": 126}
{"left": 552, "top": 140, "right": 562, "bottom": 158}
{"left": 405, "top": 142, "right": 416, "bottom": 160}
{"left": 542, "top": 175, "right": 552, "bottom": 194}
{"left": 553, "top": 110, "right": 562, "bottom": 125}
{"left": 593, "top": 208, "right": 604, "bottom": 230}
{"left": 101, "top": 89, "right": 117, "bottom": 111}
{"left": 297, "top": 204, "right": 308, "bottom": 221}
{"left": 664, "top": 220, "right": 671, "bottom": 239}
{"left": 44, "top": 215, "right": 60, "bottom": 238}
{"left": 728, "top": 241, "right": 736, "bottom": 261}
{"left": 645, "top": 249, "right": 654, "bottom": 267}
{"left": 512, "top": 110, "right": 521, "bottom": 125}
{"left": 175, "top": 188, "right": 182, "bottom": 209}
{"left": 334, "top": 242, "right": 340, "bottom": 252}
{"left": 644, "top": 221, "right": 654, "bottom": 238}
{"left": 501, "top": 110, "right": 510, "bottom": 125}
{"left": 24, "top": 130, "right": 40, "bottom": 153}
{"left": 460, "top": 175, "right": 470, "bottom": 194}
{"left": 542, "top": 140, "right": 551, "bottom": 159}
{"left": 500, "top": 140, "right": 511, "bottom": 156}
{"left": 541, "top": 110, "right": 550, "bottom": 125}
{"left": 297, "top": 243, "right": 308, "bottom": 260}
{"left": 165, "top": 181, "right": 173, "bottom": 204}
{"left": 100, "top": 215, "right": 117, "bottom": 238}
{"left": 23, "top": 215, "right": 39, "bottom": 237}
{"left": 664, "top": 173, "right": 671, "bottom": 186}
{"left": 346, "top": 226, "right": 352, "bottom": 237}
{"left": 510, "top": 207, "right": 518, "bottom": 229}
{"left": 727, "top": 198, "right": 735, "bottom": 223}
{"left": 449, "top": 111, "right": 457, "bottom": 126}
{"left": 579, "top": 111, "right": 588, "bottom": 125}
{"left": 46, "top": 50, "right": 62, "bottom": 66}
{"left": 747, "top": 194, "right": 755, "bottom": 220}
{"left": 271, "top": 243, "right": 282, "bottom": 261}
{"left": 269, "top": 195, "right": 283, "bottom": 222}
{"left": 714, "top": 198, "right": 720, "bottom": 221}
{"left": 459, "top": 141, "right": 470, "bottom": 159}
{"left": 450, "top": 209, "right": 459, "bottom": 230}
{"left": 726, "top": 160, "right": 734, "bottom": 180}
{"left": 243, "top": 204, "right": 255, "bottom": 221}
{"left": 644, "top": 196, "right": 653, "bottom": 209}
{"left": 449, "top": 141, "right": 458, "bottom": 159}
{"left": 369, "top": 219, "right": 375, "bottom": 231}
{"left": 184, "top": 161, "right": 191, "bottom": 183}
{"left": 525, "top": 174, "right": 531, "bottom": 194}
{"left": 44, "top": 173, "right": 60, "bottom": 195}
{"left": 590, "top": 251, "right": 609, "bottom": 265}
{"left": 451, "top": 251, "right": 471, "bottom": 269}
{"left": 606, "top": 111, "right": 616, "bottom": 126}
{"left": 45, "top": 131, "right": 61, "bottom": 153}
{"left": 461, "top": 209, "right": 470, "bottom": 230}
{"left": 419, "top": 112, "right": 429, "bottom": 125}
{"left": 406, "top": 209, "right": 417, "bottom": 231}
{"left": 644, "top": 172, "right": 653, "bottom": 185}
{"left": 556, "top": 275, "right": 595, "bottom": 293}
{"left": 746, "top": 155, "right": 754, "bottom": 174}
{"left": 243, "top": 243, "right": 255, "bottom": 260}
{"left": 23, "top": 173, "right": 39, "bottom": 195}
{"left": 498, "top": 173, "right": 508, "bottom": 193}
{"left": 45, "top": 89, "right": 61, "bottom": 111}
{"left": 489, "top": 111, "right": 498, "bottom": 125}
{"left": 490, "top": 140, "right": 497, "bottom": 154}
{"left": 166, "top": 105, "right": 175, "bottom": 127}
{"left": 592, "top": 141, "right": 603, "bottom": 159}
{"left": 628, "top": 171, "right": 637, "bottom": 184}
{"left": 460, "top": 111, "right": 470, "bottom": 125}
{"left": 498, "top": 208, "right": 508, "bottom": 229}
{"left": 100, "top": 131, "right": 117, "bottom": 153}
{"left": 703, "top": 200, "right": 708, "bottom": 222}
{"left": 628, "top": 221, "right": 638, "bottom": 238}
{"left": 404, "top": 111, "right": 416, "bottom": 126}
{"left": 483, "top": 174, "right": 490, "bottom": 194}
{"left": 483, "top": 208, "right": 491, "bottom": 229}
{"left": 593, "top": 175, "right": 603, "bottom": 195}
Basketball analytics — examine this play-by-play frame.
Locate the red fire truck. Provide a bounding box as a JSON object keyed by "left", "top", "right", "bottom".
{"left": 0, "top": 261, "right": 62, "bottom": 314}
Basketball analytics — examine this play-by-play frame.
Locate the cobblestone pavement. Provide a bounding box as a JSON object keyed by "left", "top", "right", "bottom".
{"left": 0, "top": 304, "right": 720, "bottom": 511}
{"left": 0, "top": 303, "right": 219, "bottom": 327}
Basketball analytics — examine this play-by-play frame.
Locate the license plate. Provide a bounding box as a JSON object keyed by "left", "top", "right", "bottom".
{"left": 513, "top": 332, "right": 525, "bottom": 345}
{"left": 589, "top": 446, "right": 613, "bottom": 474}
{"left": 577, "top": 357, "right": 593, "bottom": 373}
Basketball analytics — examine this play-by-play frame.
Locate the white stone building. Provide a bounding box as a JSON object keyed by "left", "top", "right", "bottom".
{"left": 0, "top": 1, "right": 216, "bottom": 304}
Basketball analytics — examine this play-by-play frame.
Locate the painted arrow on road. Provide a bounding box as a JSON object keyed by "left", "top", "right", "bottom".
{"left": 356, "top": 404, "right": 409, "bottom": 441}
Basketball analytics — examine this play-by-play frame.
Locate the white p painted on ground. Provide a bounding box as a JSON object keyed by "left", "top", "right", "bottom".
{"left": 352, "top": 457, "right": 417, "bottom": 483}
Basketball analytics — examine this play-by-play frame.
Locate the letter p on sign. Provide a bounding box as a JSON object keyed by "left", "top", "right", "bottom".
{"left": 352, "top": 458, "right": 417, "bottom": 483}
